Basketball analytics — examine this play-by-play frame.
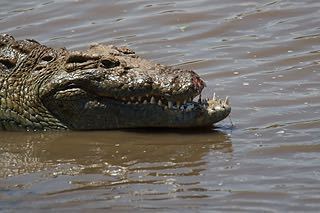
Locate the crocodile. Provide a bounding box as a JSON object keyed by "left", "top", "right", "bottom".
{"left": 0, "top": 34, "right": 231, "bottom": 131}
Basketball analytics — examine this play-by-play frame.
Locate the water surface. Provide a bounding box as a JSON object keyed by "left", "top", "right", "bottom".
{"left": 1, "top": 0, "right": 320, "bottom": 212}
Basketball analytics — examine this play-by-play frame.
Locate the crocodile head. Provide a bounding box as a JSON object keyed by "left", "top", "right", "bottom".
{"left": 0, "top": 34, "right": 231, "bottom": 130}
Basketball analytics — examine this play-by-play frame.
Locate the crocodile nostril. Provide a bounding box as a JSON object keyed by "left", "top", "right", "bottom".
{"left": 192, "top": 75, "right": 205, "bottom": 92}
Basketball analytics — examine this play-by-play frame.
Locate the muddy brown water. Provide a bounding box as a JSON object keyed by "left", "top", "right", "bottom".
{"left": 1, "top": 0, "right": 320, "bottom": 212}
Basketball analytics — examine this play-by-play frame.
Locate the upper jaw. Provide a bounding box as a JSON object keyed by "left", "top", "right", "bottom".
{"left": 49, "top": 73, "right": 230, "bottom": 114}
{"left": 51, "top": 82, "right": 231, "bottom": 115}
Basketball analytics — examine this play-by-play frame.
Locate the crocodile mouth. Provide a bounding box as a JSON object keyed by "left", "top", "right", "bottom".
{"left": 115, "top": 92, "right": 230, "bottom": 114}
{"left": 46, "top": 83, "right": 231, "bottom": 129}
{"left": 52, "top": 83, "right": 231, "bottom": 115}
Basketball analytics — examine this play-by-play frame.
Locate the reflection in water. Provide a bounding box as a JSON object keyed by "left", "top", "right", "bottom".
{"left": 0, "top": 130, "right": 231, "bottom": 208}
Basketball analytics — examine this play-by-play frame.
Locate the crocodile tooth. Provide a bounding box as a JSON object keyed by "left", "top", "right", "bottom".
{"left": 183, "top": 100, "right": 187, "bottom": 104}
{"left": 224, "top": 96, "right": 230, "bottom": 105}
{"left": 138, "top": 96, "right": 142, "bottom": 102}
{"left": 168, "top": 101, "right": 173, "bottom": 109}
{"left": 143, "top": 100, "right": 148, "bottom": 104}
{"left": 198, "top": 94, "right": 202, "bottom": 103}
{"left": 158, "top": 100, "right": 162, "bottom": 106}
{"left": 127, "top": 101, "right": 131, "bottom": 104}
{"left": 150, "top": 96, "right": 156, "bottom": 104}
{"left": 130, "top": 96, "right": 135, "bottom": 101}
{"left": 176, "top": 101, "right": 181, "bottom": 108}
{"left": 189, "top": 97, "right": 193, "bottom": 102}
{"left": 215, "top": 106, "right": 222, "bottom": 110}
{"left": 212, "top": 93, "right": 216, "bottom": 101}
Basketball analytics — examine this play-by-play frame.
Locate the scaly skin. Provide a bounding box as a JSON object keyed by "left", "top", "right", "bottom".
{"left": 0, "top": 34, "right": 231, "bottom": 130}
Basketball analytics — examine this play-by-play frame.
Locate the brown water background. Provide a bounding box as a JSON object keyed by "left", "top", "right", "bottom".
{"left": 1, "top": 0, "right": 320, "bottom": 212}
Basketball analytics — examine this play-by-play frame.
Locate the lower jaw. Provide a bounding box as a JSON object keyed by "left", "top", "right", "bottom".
{"left": 81, "top": 100, "right": 230, "bottom": 129}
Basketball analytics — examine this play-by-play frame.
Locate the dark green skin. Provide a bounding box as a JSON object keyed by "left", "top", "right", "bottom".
{"left": 0, "top": 34, "right": 231, "bottom": 131}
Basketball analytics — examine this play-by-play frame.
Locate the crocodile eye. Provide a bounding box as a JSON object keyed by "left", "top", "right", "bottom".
{"left": 38, "top": 52, "right": 56, "bottom": 67}
{"left": 100, "top": 58, "right": 120, "bottom": 68}
{"left": 42, "top": 55, "right": 54, "bottom": 62}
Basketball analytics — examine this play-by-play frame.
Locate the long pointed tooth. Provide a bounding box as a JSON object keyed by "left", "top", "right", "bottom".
{"left": 130, "top": 96, "right": 135, "bottom": 101}
{"left": 183, "top": 100, "right": 187, "bottom": 104}
{"left": 138, "top": 96, "right": 142, "bottom": 101}
{"left": 215, "top": 106, "right": 222, "bottom": 111}
{"left": 143, "top": 100, "right": 148, "bottom": 104}
{"left": 168, "top": 101, "right": 173, "bottom": 109}
{"left": 150, "top": 96, "right": 156, "bottom": 104}
{"left": 127, "top": 101, "right": 131, "bottom": 104}
{"left": 198, "top": 94, "right": 202, "bottom": 103}
{"left": 212, "top": 93, "right": 216, "bottom": 100}
{"left": 225, "top": 96, "right": 230, "bottom": 105}
{"left": 176, "top": 101, "right": 181, "bottom": 108}
{"left": 158, "top": 100, "right": 162, "bottom": 106}
{"left": 135, "top": 102, "right": 139, "bottom": 105}
{"left": 189, "top": 97, "right": 193, "bottom": 102}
